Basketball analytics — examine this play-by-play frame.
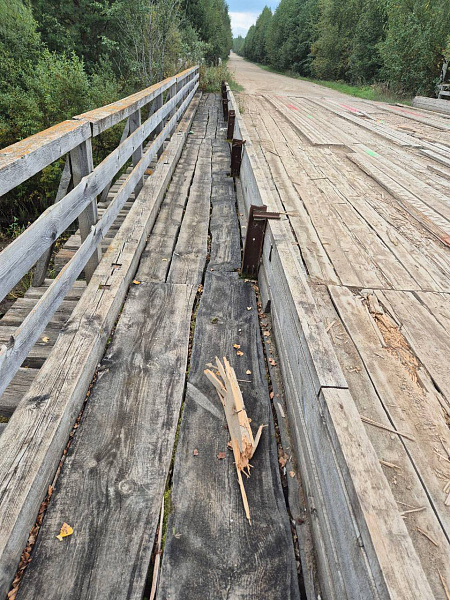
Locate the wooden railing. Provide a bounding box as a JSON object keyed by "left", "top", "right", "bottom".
{"left": 0, "top": 66, "right": 199, "bottom": 399}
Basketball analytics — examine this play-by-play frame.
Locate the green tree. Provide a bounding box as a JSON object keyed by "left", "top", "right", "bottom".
{"left": 233, "top": 35, "right": 245, "bottom": 55}
{"left": 379, "top": 0, "right": 450, "bottom": 94}
{"left": 348, "top": 0, "right": 386, "bottom": 83}
{"left": 267, "top": 0, "right": 318, "bottom": 75}
{"left": 243, "top": 7, "right": 272, "bottom": 64}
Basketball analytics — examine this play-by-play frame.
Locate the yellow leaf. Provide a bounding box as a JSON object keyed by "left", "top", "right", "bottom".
{"left": 133, "top": 280, "right": 141, "bottom": 285}
{"left": 236, "top": 350, "right": 244, "bottom": 356}
{"left": 246, "top": 370, "right": 252, "bottom": 375}
{"left": 233, "top": 344, "right": 241, "bottom": 349}
{"left": 41, "top": 336, "right": 50, "bottom": 343}
{"left": 56, "top": 522, "right": 73, "bottom": 541}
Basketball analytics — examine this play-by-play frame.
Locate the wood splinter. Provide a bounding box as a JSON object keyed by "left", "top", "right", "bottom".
{"left": 205, "top": 356, "right": 266, "bottom": 524}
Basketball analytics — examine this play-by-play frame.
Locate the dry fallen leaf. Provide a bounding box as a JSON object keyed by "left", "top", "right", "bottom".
{"left": 269, "top": 358, "right": 277, "bottom": 366}
{"left": 279, "top": 452, "right": 289, "bottom": 468}
{"left": 263, "top": 331, "right": 270, "bottom": 337}
{"left": 41, "top": 336, "right": 50, "bottom": 343}
{"left": 56, "top": 523, "right": 73, "bottom": 541}
{"left": 289, "top": 471, "right": 296, "bottom": 478}
{"left": 270, "top": 391, "right": 274, "bottom": 399}
{"left": 246, "top": 370, "right": 252, "bottom": 375}
{"left": 193, "top": 449, "right": 199, "bottom": 456}
{"left": 217, "top": 452, "right": 226, "bottom": 460}
{"left": 247, "top": 307, "right": 252, "bottom": 311}
{"left": 132, "top": 280, "right": 141, "bottom": 285}
{"left": 233, "top": 344, "right": 241, "bottom": 349}
{"left": 236, "top": 350, "right": 244, "bottom": 356}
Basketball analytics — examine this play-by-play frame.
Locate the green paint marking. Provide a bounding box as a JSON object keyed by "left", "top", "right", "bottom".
{"left": 365, "top": 149, "right": 379, "bottom": 158}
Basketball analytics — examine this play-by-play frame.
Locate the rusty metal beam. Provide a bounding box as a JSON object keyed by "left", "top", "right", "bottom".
{"left": 241, "top": 205, "right": 280, "bottom": 277}
{"left": 231, "top": 139, "right": 245, "bottom": 176}
{"left": 227, "top": 110, "right": 236, "bottom": 140}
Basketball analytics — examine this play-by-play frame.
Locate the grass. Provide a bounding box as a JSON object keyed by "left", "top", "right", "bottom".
{"left": 257, "top": 63, "right": 412, "bottom": 105}
{"left": 199, "top": 62, "right": 243, "bottom": 93}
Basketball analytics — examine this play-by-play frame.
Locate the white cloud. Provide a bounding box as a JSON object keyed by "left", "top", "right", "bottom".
{"left": 229, "top": 11, "right": 259, "bottom": 37}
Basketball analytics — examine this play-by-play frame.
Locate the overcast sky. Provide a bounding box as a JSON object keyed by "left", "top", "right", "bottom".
{"left": 228, "top": 0, "right": 279, "bottom": 37}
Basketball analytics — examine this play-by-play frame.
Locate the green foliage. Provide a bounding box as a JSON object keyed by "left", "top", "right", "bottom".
{"left": 242, "top": 7, "right": 273, "bottom": 64}
{"left": 0, "top": 0, "right": 232, "bottom": 229}
{"left": 379, "top": 0, "right": 450, "bottom": 95}
{"left": 242, "top": 0, "right": 450, "bottom": 95}
{"left": 182, "top": 0, "right": 232, "bottom": 63}
{"left": 233, "top": 36, "right": 245, "bottom": 55}
{"left": 267, "top": 0, "right": 318, "bottom": 75}
{"left": 199, "top": 62, "right": 243, "bottom": 92}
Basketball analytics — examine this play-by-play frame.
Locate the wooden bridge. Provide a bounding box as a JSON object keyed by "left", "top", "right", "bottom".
{"left": 0, "top": 64, "right": 449, "bottom": 599}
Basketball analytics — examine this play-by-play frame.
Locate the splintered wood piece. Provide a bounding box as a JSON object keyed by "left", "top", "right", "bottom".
{"left": 204, "top": 356, "right": 266, "bottom": 522}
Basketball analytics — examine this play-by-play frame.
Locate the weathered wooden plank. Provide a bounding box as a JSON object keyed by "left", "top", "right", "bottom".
{"left": 421, "top": 148, "right": 450, "bottom": 170}
{"left": 0, "top": 93, "right": 200, "bottom": 598}
{"left": 0, "top": 121, "right": 90, "bottom": 196}
{"left": 70, "top": 139, "right": 101, "bottom": 282}
{"left": 0, "top": 325, "right": 57, "bottom": 368}
{"left": 0, "top": 299, "right": 77, "bottom": 328}
{"left": 349, "top": 151, "right": 450, "bottom": 240}
{"left": 158, "top": 272, "right": 300, "bottom": 600}
{"left": 209, "top": 140, "right": 241, "bottom": 271}
{"left": 129, "top": 109, "right": 144, "bottom": 196}
{"left": 0, "top": 83, "right": 199, "bottom": 399}
{"left": 415, "top": 290, "right": 450, "bottom": 331}
{"left": 227, "top": 86, "right": 437, "bottom": 600}
{"left": 320, "top": 387, "right": 435, "bottom": 599}
{"left": 0, "top": 78, "right": 198, "bottom": 303}
{"left": 25, "top": 280, "right": 86, "bottom": 301}
{"left": 313, "top": 285, "right": 450, "bottom": 597}
{"left": 17, "top": 282, "right": 196, "bottom": 600}
{"left": 380, "top": 290, "right": 450, "bottom": 404}
{"left": 32, "top": 158, "right": 74, "bottom": 287}
{"left": 328, "top": 285, "right": 450, "bottom": 534}
{"left": 167, "top": 141, "right": 212, "bottom": 285}
{"left": 0, "top": 368, "right": 39, "bottom": 417}
{"left": 265, "top": 95, "right": 345, "bottom": 146}
{"left": 412, "top": 96, "right": 450, "bottom": 116}
{"left": 308, "top": 97, "right": 423, "bottom": 148}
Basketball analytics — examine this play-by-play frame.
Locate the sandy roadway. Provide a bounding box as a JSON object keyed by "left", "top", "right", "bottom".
{"left": 228, "top": 51, "right": 349, "bottom": 98}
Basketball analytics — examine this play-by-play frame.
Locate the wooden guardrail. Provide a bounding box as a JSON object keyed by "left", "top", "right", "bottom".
{"left": 0, "top": 75, "right": 200, "bottom": 598}
{"left": 224, "top": 83, "right": 435, "bottom": 600}
{"left": 0, "top": 66, "right": 199, "bottom": 401}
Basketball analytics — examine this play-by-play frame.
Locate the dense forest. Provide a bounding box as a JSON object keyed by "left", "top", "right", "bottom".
{"left": 236, "top": 0, "right": 450, "bottom": 96}
{"left": 0, "top": 0, "right": 232, "bottom": 225}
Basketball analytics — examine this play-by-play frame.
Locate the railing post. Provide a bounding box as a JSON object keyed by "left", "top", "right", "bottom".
{"left": 168, "top": 79, "right": 178, "bottom": 137}
{"left": 153, "top": 92, "right": 164, "bottom": 158}
{"left": 32, "top": 157, "right": 73, "bottom": 287}
{"left": 70, "top": 138, "right": 101, "bottom": 283}
{"left": 129, "top": 109, "right": 144, "bottom": 197}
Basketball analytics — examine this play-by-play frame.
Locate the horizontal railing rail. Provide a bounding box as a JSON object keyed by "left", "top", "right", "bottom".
{"left": 0, "top": 65, "right": 199, "bottom": 399}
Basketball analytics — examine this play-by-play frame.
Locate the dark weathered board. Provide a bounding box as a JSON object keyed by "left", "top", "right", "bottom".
{"left": 17, "top": 281, "right": 196, "bottom": 600}
{"left": 166, "top": 142, "right": 212, "bottom": 285}
{"left": 209, "top": 140, "right": 241, "bottom": 271}
{"left": 157, "top": 270, "right": 300, "bottom": 600}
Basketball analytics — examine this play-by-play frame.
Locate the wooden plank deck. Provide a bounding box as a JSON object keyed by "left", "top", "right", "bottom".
{"left": 2, "top": 82, "right": 450, "bottom": 600}
{"left": 7, "top": 94, "right": 301, "bottom": 600}
{"left": 239, "top": 90, "right": 450, "bottom": 598}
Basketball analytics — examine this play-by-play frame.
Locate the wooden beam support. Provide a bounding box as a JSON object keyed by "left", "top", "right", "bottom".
{"left": 70, "top": 139, "right": 101, "bottom": 283}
